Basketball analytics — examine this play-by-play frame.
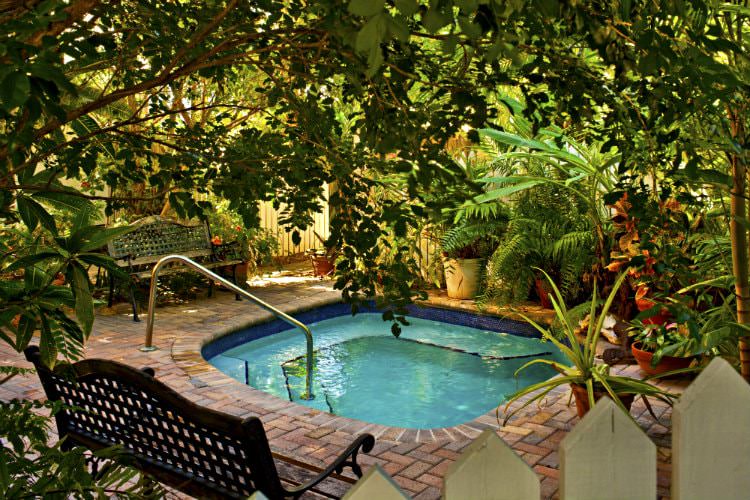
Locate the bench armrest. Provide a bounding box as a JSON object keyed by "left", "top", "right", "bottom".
{"left": 286, "top": 433, "right": 375, "bottom": 496}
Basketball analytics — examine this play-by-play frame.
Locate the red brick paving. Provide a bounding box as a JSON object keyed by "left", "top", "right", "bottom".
{"left": 0, "top": 282, "right": 687, "bottom": 499}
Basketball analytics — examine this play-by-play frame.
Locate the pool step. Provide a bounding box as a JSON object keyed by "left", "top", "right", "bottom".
{"left": 398, "top": 337, "right": 553, "bottom": 361}
{"left": 281, "top": 357, "right": 336, "bottom": 413}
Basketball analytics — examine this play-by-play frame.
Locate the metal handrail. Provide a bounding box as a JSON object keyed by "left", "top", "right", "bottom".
{"left": 141, "top": 254, "right": 314, "bottom": 400}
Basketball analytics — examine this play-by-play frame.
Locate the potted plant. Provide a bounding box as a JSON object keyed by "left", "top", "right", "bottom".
{"left": 440, "top": 212, "right": 508, "bottom": 299}
{"left": 502, "top": 270, "right": 677, "bottom": 421}
{"left": 481, "top": 193, "right": 595, "bottom": 309}
{"left": 606, "top": 191, "right": 695, "bottom": 323}
{"left": 207, "top": 208, "right": 279, "bottom": 280}
{"left": 306, "top": 231, "right": 336, "bottom": 278}
{"left": 630, "top": 321, "right": 695, "bottom": 376}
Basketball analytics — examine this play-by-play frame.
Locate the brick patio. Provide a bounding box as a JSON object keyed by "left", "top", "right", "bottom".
{"left": 0, "top": 278, "right": 685, "bottom": 499}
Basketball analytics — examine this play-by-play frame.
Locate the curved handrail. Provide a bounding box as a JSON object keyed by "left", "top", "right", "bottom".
{"left": 142, "top": 254, "right": 314, "bottom": 400}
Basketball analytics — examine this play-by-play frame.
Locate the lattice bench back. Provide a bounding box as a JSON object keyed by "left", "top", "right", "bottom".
{"left": 25, "top": 347, "right": 286, "bottom": 499}
{"left": 107, "top": 216, "right": 212, "bottom": 264}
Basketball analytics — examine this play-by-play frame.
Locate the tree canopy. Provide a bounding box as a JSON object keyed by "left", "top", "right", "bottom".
{"left": 1, "top": 0, "right": 748, "bottom": 338}
{"left": 1, "top": 0, "right": 750, "bottom": 494}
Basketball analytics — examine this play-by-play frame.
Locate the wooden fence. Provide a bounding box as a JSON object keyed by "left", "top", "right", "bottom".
{"left": 258, "top": 196, "right": 443, "bottom": 279}
{"left": 324, "top": 357, "right": 749, "bottom": 500}
{"left": 258, "top": 199, "right": 330, "bottom": 257}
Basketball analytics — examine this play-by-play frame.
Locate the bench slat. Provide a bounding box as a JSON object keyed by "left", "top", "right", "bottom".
{"left": 108, "top": 216, "right": 211, "bottom": 260}
{"left": 115, "top": 249, "right": 213, "bottom": 267}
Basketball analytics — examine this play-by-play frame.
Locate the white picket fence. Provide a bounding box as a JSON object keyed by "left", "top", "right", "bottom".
{"left": 334, "top": 357, "right": 750, "bottom": 500}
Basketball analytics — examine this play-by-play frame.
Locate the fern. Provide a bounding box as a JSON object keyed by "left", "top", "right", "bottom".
{"left": 441, "top": 219, "right": 507, "bottom": 257}
{"left": 480, "top": 185, "right": 596, "bottom": 305}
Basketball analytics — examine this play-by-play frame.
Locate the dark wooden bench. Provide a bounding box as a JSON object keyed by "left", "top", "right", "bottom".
{"left": 24, "top": 346, "right": 375, "bottom": 499}
{"left": 106, "top": 216, "right": 246, "bottom": 321}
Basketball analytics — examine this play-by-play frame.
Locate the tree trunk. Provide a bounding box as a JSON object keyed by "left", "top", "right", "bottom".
{"left": 730, "top": 150, "right": 750, "bottom": 381}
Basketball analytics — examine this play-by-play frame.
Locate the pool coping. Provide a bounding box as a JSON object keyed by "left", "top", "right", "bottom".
{"left": 172, "top": 294, "right": 559, "bottom": 444}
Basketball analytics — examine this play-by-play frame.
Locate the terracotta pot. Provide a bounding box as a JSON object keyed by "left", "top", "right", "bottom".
{"left": 310, "top": 255, "right": 335, "bottom": 277}
{"left": 234, "top": 262, "right": 249, "bottom": 281}
{"left": 631, "top": 341, "right": 693, "bottom": 376}
{"left": 443, "top": 258, "right": 483, "bottom": 299}
{"left": 534, "top": 278, "right": 553, "bottom": 309}
{"left": 570, "top": 383, "right": 635, "bottom": 418}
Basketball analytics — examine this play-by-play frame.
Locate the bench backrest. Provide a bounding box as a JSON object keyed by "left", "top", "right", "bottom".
{"left": 107, "top": 216, "right": 213, "bottom": 265}
{"left": 25, "top": 346, "right": 285, "bottom": 499}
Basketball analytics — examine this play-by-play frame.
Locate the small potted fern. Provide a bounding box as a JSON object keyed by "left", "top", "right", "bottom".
{"left": 441, "top": 211, "right": 508, "bottom": 299}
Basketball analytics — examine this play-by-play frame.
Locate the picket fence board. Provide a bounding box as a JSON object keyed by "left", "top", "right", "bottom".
{"left": 672, "top": 357, "right": 750, "bottom": 500}
{"left": 560, "top": 397, "right": 655, "bottom": 499}
{"left": 443, "top": 429, "right": 539, "bottom": 500}
{"left": 342, "top": 464, "right": 410, "bottom": 500}
{"left": 344, "top": 359, "right": 750, "bottom": 500}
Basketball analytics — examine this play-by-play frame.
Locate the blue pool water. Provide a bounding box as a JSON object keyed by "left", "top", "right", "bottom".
{"left": 207, "top": 311, "right": 563, "bottom": 428}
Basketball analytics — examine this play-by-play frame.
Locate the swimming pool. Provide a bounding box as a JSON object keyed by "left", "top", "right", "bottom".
{"left": 204, "top": 304, "right": 563, "bottom": 429}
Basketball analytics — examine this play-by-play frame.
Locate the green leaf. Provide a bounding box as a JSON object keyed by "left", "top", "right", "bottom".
{"left": 5, "top": 251, "right": 61, "bottom": 272}
{"left": 16, "top": 196, "right": 57, "bottom": 234}
{"left": 422, "top": 8, "right": 450, "bottom": 33}
{"left": 38, "top": 316, "right": 57, "bottom": 368}
{"left": 16, "top": 315, "right": 37, "bottom": 351}
{"left": 0, "top": 72, "right": 30, "bottom": 110}
{"left": 69, "top": 262, "right": 94, "bottom": 336}
{"left": 455, "top": 0, "right": 479, "bottom": 13}
{"left": 32, "top": 190, "right": 95, "bottom": 214}
{"left": 0, "top": 449, "right": 9, "bottom": 491}
{"left": 366, "top": 46, "right": 384, "bottom": 77}
{"left": 348, "top": 0, "right": 385, "bottom": 17}
{"left": 457, "top": 16, "right": 482, "bottom": 39}
{"left": 25, "top": 264, "right": 52, "bottom": 290}
{"left": 356, "top": 14, "right": 387, "bottom": 53}
{"left": 441, "top": 34, "right": 458, "bottom": 54}
{"left": 70, "top": 115, "right": 101, "bottom": 138}
{"left": 76, "top": 225, "right": 135, "bottom": 253}
{"left": 394, "top": 0, "right": 418, "bottom": 16}
{"left": 16, "top": 196, "right": 38, "bottom": 231}
{"left": 474, "top": 179, "right": 546, "bottom": 202}
{"left": 29, "top": 63, "right": 77, "bottom": 95}
{"left": 387, "top": 15, "right": 410, "bottom": 42}
{"left": 76, "top": 252, "right": 124, "bottom": 275}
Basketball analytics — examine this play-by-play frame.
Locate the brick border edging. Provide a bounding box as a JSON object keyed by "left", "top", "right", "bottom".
{"left": 171, "top": 294, "right": 519, "bottom": 444}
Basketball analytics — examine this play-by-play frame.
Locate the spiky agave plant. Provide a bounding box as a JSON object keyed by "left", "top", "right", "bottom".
{"left": 501, "top": 270, "right": 677, "bottom": 423}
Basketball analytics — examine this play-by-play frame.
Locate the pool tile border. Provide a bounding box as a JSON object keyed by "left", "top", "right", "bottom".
{"left": 201, "top": 301, "right": 541, "bottom": 360}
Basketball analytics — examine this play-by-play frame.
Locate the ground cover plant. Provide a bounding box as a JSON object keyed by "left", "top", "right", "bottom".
{"left": 1, "top": 0, "right": 749, "bottom": 495}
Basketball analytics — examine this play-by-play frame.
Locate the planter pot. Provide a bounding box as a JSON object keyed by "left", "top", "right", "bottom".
{"left": 570, "top": 383, "right": 635, "bottom": 418}
{"left": 234, "top": 262, "right": 249, "bottom": 281}
{"left": 534, "top": 278, "right": 553, "bottom": 309}
{"left": 220, "top": 262, "right": 249, "bottom": 281}
{"left": 310, "top": 255, "right": 335, "bottom": 278}
{"left": 443, "top": 258, "right": 483, "bottom": 299}
{"left": 631, "top": 341, "right": 693, "bottom": 376}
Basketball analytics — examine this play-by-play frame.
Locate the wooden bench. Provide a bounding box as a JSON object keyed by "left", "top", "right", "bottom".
{"left": 24, "top": 346, "right": 375, "bottom": 499}
{"left": 106, "top": 216, "right": 246, "bottom": 321}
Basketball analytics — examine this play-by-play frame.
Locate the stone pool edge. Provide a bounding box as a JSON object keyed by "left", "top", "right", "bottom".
{"left": 172, "top": 294, "right": 553, "bottom": 444}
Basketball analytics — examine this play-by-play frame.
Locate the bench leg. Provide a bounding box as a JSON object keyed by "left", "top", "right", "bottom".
{"left": 130, "top": 283, "right": 140, "bottom": 322}
{"left": 233, "top": 265, "right": 241, "bottom": 300}
{"left": 107, "top": 272, "right": 115, "bottom": 308}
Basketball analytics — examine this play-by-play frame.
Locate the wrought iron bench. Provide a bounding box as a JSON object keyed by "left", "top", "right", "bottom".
{"left": 107, "top": 216, "right": 245, "bottom": 321}
{"left": 24, "top": 346, "right": 375, "bottom": 499}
